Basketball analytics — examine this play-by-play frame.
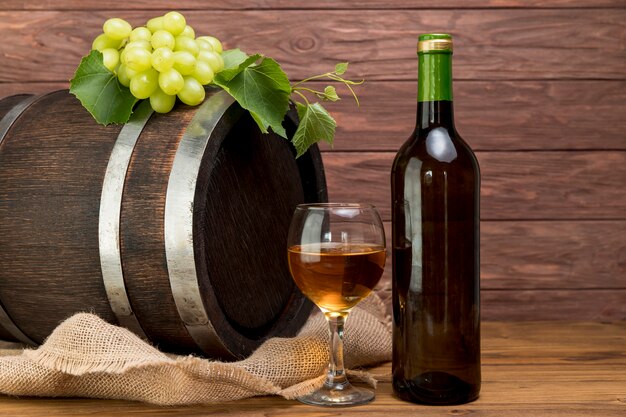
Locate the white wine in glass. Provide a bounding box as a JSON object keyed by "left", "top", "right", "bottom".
{"left": 287, "top": 203, "right": 386, "bottom": 406}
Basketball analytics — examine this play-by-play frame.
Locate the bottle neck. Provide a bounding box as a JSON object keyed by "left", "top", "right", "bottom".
{"left": 417, "top": 101, "right": 455, "bottom": 130}
{"left": 417, "top": 52, "right": 454, "bottom": 130}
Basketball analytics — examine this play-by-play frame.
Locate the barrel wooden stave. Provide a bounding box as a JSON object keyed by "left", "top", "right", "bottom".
{"left": 0, "top": 94, "right": 34, "bottom": 342}
{"left": 0, "top": 91, "right": 118, "bottom": 342}
{"left": 120, "top": 103, "right": 200, "bottom": 353}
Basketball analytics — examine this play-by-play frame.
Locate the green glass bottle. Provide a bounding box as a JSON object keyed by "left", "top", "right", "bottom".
{"left": 391, "top": 34, "right": 481, "bottom": 405}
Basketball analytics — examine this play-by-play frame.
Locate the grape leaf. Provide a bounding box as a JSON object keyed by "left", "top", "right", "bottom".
{"left": 69, "top": 50, "right": 137, "bottom": 125}
{"left": 221, "top": 48, "right": 250, "bottom": 70}
{"left": 214, "top": 57, "right": 291, "bottom": 138}
{"left": 215, "top": 53, "right": 261, "bottom": 83}
{"left": 323, "top": 85, "right": 339, "bottom": 101}
{"left": 292, "top": 102, "right": 336, "bottom": 158}
{"left": 335, "top": 62, "right": 348, "bottom": 75}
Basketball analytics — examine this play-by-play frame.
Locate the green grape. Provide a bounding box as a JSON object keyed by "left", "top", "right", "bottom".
{"left": 162, "top": 11, "right": 186, "bottom": 36}
{"left": 151, "top": 30, "right": 176, "bottom": 50}
{"left": 119, "top": 46, "right": 132, "bottom": 66}
{"left": 177, "top": 76, "right": 205, "bottom": 106}
{"left": 174, "top": 36, "right": 199, "bottom": 56}
{"left": 195, "top": 38, "right": 213, "bottom": 52}
{"left": 117, "top": 64, "right": 132, "bottom": 87}
{"left": 151, "top": 47, "right": 174, "bottom": 72}
{"left": 124, "top": 46, "right": 152, "bottom": 73}
{"left": 192, "top": 60, "right": 214, "bottom": 85}
{"left": 130, "top": 69, "right": 158, "bottom": 99}
{"left": 130, "top": 27, "right": 152, "bottom": 42}
{"left": 124, "top": 40, "right": 152, "bottom": 51}
{"left": 158, "top": 68, "right": 184, "bottom": 95}
{"left": 197, "top": 50, "right": 224, "bottom": 73}
{"left": 124, "top": 64, "right": 138, "bottom": 79}
{"left": 92, "top": 33, "right": 122, "bottom": 52}
{"left": 173, "top": 51, "right": 196, "bottom": 75}
{"left": 103, "top": 18, "right": 132, "bottom": 41}
{"left": 120, "top": 41, "right": 152, "bottom": 67}
{"left": 180, "top": 25, "right": 195, "bottom": 39}
{"left": 149, "top": 88, "right": 176, "bottom": 113}
{"left": 196, "top": 36, "right": 222, "bottom": 54}
{"left": 101, "top": 48, "right": 120, "bottom": 72}
{"left": 146, "top": 16, "right": 164, "bottom": 33}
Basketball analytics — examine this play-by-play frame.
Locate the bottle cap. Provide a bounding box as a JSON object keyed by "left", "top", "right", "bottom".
{"left": 417, "top": 33, "right": 453, "bottom": 54}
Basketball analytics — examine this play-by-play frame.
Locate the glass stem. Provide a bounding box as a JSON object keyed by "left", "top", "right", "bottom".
{"left": 325, "top": 313, "right": 349, "bottom": 388}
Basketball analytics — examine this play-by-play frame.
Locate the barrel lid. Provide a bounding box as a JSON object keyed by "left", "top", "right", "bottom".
{"left": 191, "top": 100, "right": 326, "bottom": 358}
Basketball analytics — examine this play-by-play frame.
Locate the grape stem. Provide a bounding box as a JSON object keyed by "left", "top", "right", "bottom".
{"left": 292, "top": 86, "right": 328, "bottom": 101}
{"left": 290, "top": 73, "right": 332, "bottom": 88}
{"left": 292, "top": 89, "right": 310, "bottom": 106}
{"left": 290, "top": 67, "right": 363, "bottom": 107}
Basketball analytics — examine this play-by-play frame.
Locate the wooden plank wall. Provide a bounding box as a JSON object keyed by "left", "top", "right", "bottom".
{"left": 0, "top": 1, "right": 625, "bottom": 320}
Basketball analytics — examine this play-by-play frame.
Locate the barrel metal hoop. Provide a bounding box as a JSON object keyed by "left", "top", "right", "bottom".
{"left": 99, "top": 100, "right": 153, "bottom": 339}
{"left": 0, "top": 95, "right": 39, "bottom": 346}
{"left": 0, "top": 95, "right": 39, "bottom": 147}
{"left": 0, "top": 302, "right": 36, "bottom": 346}
{"left": 165, "top": 91, "right": 235, "bottom": 355}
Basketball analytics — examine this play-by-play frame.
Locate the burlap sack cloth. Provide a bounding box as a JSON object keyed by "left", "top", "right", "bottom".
{"left": 0, "top": 294, "right": 391, "bottom": 406}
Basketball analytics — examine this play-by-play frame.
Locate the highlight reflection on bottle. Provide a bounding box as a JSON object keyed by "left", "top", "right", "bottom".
{"left": 391, "top": 34, "right": 481, "bottom": 405}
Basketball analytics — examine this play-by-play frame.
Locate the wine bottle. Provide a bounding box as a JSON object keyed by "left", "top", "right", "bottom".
{"left": 391, "top": 33, "right": 481, "bottom": 405}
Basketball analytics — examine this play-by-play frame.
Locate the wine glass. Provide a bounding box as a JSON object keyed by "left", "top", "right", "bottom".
{"left": 287, "top": 203, "right": 386, "bottom": 406}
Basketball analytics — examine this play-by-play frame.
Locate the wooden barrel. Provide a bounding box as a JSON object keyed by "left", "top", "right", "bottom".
{"left": 0, "top": 89, "right": 326, "bottom": 359}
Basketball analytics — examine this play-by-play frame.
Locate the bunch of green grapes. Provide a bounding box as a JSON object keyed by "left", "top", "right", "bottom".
{"left": 91, "top": 12, "right": 224, "bottom": 113}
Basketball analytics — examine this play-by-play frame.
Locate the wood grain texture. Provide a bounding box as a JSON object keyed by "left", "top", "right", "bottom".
{"left": 478, "top": 221, "right": 626, "bottom": 289}
{"left": 0, "top": 83, "right": 67, "bottom": 97}
{"left": 373, "top": 220, "right": 626, "bottom": 292}
{"left": 322, "top": 151, "right": 626, "bottom": 221}
{"left": 321, "top": 80, "right": 626, "bottom": 151}
{"left": 0, "top": 321, "right": 624, "bottom": 415}
{"left": 1, "top": 9, "right": 625, "bottom": 82}
{"left": 0, "top": 91, "right": 118, "bottom": 343}
{"left": 120, "top": 103, "right": 198, "bottom": 353}
{"left": 375, "top": 289, "right": 626, "bottom": 321}
{"left": 2, "top": 0, "right": 625, "bottom": 10}
{"left": 479, "top": 289, "right": 626, "bottom": 321}
{"left": 2, "top": 80, "right": 626, "bottom": 152}
{"left": 0, "top": 95, "right": 30, "bottom": 338}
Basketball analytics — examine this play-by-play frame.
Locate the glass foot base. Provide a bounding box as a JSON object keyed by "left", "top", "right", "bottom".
{"left": 297, "top": 381, "right": 375, "bottom": 407}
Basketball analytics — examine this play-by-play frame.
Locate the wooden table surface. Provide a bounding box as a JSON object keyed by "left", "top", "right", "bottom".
{"left": 0, "top": 321, "right": 624, "bottom": 416}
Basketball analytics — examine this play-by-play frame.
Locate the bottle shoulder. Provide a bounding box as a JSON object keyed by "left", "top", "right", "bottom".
{"left": 393, "top": 126, "right": 479, "bottom": 172}
{"left": 391, "top": 127, "right": 480, "bottom": 184}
